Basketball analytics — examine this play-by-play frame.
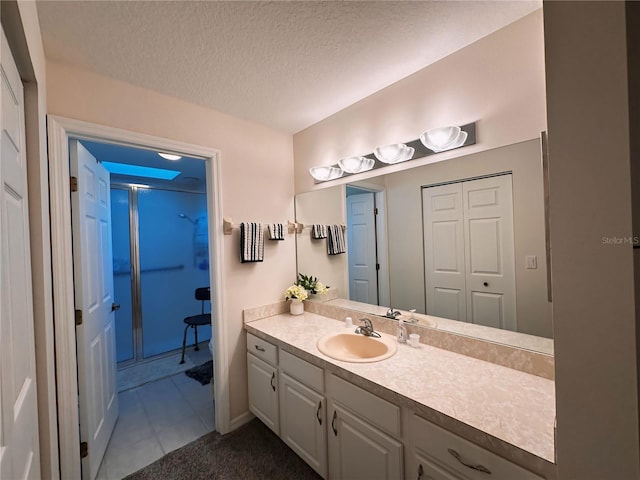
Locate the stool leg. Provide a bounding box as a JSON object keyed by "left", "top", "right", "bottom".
{"left": 180, "top": 324, "right": 189, "bottom": 364}
{"left": 194, "top": 326, "right": 200, "bottom": 351}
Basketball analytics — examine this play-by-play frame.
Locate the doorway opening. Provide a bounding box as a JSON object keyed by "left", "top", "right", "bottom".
{"left": 345, "top": 184, "right": 390, "bottom": 307}
{"left": 48, "top": 115, "right": 229, "bottom": 480}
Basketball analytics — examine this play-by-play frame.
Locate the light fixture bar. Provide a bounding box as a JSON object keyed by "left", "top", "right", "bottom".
{"left": 310, "top": 122, "right": 476, "bottom": 183}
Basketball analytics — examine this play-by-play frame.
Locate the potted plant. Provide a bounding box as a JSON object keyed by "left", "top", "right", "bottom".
{"left": 284, "top": 284, "right": 308, "bottom": 315}
{"left": 296, "top": 273, "right": 329, "bottom": 299}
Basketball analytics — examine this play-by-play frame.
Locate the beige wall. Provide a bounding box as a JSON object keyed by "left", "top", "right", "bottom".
{"left": 45, "top": 61, "right": 297, "bottom": 422}
{"left": 385, "top": 139, "right": 552, "bottom": 337}
{"left": 544, "top": 1, "right": 639, "bottom": 478}
{"left": 295, "top": 187, "right": 348, "bottom": 296}
{"left": 293, "top": 9, "right": 546, "bottom": 194}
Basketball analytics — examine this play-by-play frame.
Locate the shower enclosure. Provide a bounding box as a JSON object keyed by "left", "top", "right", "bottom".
{"left": 111, "top": 185, "right": 210, "bottom": 364}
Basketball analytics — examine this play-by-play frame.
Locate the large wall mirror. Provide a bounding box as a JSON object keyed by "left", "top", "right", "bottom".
{"left": 295, "top": 138, "right": 553, "bottom": 355}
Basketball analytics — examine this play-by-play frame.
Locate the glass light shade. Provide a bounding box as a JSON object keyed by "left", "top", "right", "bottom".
{"left": 158, "top": 152, "right": 182, "bottom": 161}
{"left": 373, "top": 143, "right": 415, "bottom": 164}
{"left": 309, "top": 165, "right": 343, "bottom": 181}
{"left": 338, "top": 156, "right": 375, "bottom": 174}
{"left": 419, "top": 126, "right": 468, "bottom": 153}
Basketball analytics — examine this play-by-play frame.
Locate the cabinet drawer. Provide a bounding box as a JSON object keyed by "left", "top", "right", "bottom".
{"left": 247, "top": 332, "right": 277, "bottom": 366}
{"left": 280, "top": 350, "right": 324, "bottom": 392}
{"left": 411, "top": 414, "right": 544, "bottom": 480}
{"left": 327, "top": 373, "right": 401, "bottom": 437}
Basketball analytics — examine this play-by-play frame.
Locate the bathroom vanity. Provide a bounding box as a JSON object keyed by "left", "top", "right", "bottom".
{"left": 244, "top": 307, "right": 555, "bottom": 480}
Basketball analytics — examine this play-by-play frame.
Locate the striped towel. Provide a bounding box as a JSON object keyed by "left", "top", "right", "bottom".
{"left": 327, "top": 225, "right": 346, "bottom": 255}
{"left": 240, "top": 223, "right": 264, "bottom": 262}
{"left": 312, "top": 224, "right": 327, "bottom": 239}
{"left": 268, "top": 223, "right": 285, "bottom": 240}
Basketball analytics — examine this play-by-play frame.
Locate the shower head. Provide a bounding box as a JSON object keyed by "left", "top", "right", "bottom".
{"left": 179, "top": 213, "right": 197, "bottom": 225}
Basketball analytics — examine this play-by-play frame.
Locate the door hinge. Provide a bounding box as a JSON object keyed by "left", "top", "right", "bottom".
{"left": 70, "top": 176, "right": 78, "bottom": 192}
{"left": 80, "top": 441, "right": 88, "bottom": 459}
{"left": 374, "top": 207, "right": 378, "bottom": 215}
{"left": 75, "top": 309, "right": 83, "bottom": 326}
{"left": 376, "top": 263, "right": 380, "bottom": 271}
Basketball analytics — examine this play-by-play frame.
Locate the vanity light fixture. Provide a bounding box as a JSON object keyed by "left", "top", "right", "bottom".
{"left": 309, "top": 165, "right": 343, "bottom": 182}
{"left": 158, "top": 152, "right": 182, "bottom": 161}
{"left": 419, "top": 126, "right": 468, "bottom": 153}
{"left": 308, "top": 122, "right": 476, "bottom": 183}
{"left": 373, "top": 143, "right": 415, "bottom": 164}
{"left": 338, "top": 156, "right": 375, "bottom": 174}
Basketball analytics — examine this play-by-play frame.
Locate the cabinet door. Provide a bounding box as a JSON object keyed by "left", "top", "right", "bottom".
{"left": 328, "top": 401, "right": 403, "bottom": 480}
{"left": 247, "top": 352, "right": 279, "bottom": 434}
{"left": 279, "top": 373, "right": 327, "bottom": 478}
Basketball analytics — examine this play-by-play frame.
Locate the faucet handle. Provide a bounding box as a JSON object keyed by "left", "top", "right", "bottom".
{"left": 360, "top": 318, "right": 373, "bottom": 330}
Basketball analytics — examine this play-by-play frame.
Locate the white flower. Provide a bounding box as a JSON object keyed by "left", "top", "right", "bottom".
{"left": 314, "top": 282, "right": 328, "bottom": 295}
{"left": 284, "top": 284, "right": 308, "bottom": 301}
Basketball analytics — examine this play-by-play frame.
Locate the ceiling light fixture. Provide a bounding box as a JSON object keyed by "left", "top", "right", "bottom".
{"left": 158, "top": 152, "right": 182, "bottom": 161}
{"left": 419, "top": 126, "right": 468, "bottom": 153}
{"left": 338, "top": 156, "right": 375, "bottom": 174}
{"left": 309, "top": 166, "right": 343, "bottom": 182}
{"left": 373, "top": 143, "right": 415, "bottom": 164}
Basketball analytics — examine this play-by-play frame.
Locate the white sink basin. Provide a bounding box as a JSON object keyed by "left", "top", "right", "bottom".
{"left": 317, "top": 331, "right": 397, "bottom": 363}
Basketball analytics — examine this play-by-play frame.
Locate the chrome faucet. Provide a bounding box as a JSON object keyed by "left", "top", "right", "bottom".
{"left": 354, "top": 318, "right": 381, "bottom": 338}
{"left": 385, "top": 307, "right": 401, "bottom": 319}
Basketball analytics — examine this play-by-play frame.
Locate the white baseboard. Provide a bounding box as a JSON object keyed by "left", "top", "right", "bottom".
{"left": 228, "top": 410, "right": 255, "bottom": 432}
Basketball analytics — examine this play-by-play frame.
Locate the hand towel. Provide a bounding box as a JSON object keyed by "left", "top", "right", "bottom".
{"left": 240, "top": 222, "right": 264, "bottom": 262}
{"left": 312, "top": 224, "right": 327, "bottom": 239}
{"left": 268, "top": 223, "right": 285, "bottom": 240}
{"left": 327, "top": 224, "right": 346, "bottom": 255}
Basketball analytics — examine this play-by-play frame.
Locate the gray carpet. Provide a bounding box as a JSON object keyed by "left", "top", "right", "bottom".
{"left": 123, "top": 419, "right": 322, "bottom": 480}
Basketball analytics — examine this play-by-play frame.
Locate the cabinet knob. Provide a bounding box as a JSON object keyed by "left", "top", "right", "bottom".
{"left": 316, "top": 401, "right": 322, "bottom": 425}
{"left": 254, "top": 345, "right": 266, "bottom": 352}
{"left": 270, "top": 372, "right": 276, "bottom": 392}
{"left": 417, "top": 464, "right": 424, "bottom": 480}
{"left": 483, "top": 282, "right": 489, "bottom": 287}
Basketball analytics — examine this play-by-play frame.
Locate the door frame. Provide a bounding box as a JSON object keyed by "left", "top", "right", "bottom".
{"left": 47, "top": 115, "right": 229, "bottom": 479}
{"left": 345, "top": 181, "right": 390, "bottom": 306}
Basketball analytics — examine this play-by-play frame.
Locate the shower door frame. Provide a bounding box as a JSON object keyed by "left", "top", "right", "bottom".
{"left": 113, "top": 183, "right": 211, "bottom": 366}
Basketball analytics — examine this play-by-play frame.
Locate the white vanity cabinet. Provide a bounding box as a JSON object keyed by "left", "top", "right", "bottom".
{"left": 326, "top": 374, "right": 404, "bottom": 480}
{"left": 278, "top": 350, "right": 328, "bottom": 478}
{"left": 247, "top": 333, "right": 279, "bottom": 435}
{"left": 407, "top": 413, "right": 544, "bottom": 480}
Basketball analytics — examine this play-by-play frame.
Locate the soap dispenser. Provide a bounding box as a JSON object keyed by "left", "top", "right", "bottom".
{"left": 397, "top": 319, "right": 408, "bottom": 344}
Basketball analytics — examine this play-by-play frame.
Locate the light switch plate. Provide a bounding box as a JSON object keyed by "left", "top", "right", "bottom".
{"left": 526, "top": 255, "right": 537, "bottom": 269}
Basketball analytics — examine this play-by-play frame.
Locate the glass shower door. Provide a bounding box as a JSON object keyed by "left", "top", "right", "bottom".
{"left": 111, "top": 188, "right": 134, "bottom": 363}
{"left": 137, "top": 188, "right": 210, "bottom": 358}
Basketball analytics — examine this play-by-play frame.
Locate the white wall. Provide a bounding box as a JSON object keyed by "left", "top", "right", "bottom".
{"left": 293, "top": 9, "right": 547, "bottom": 194}
{"left": 45, "top": 61, "right": 297, "bottom": 422}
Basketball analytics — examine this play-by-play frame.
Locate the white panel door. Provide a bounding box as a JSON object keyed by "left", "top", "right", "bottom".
{"left": 0, "top": 27, "right": 41, "bottom": 480}
{"left": 422, "top": 183, "right": 466, "bottom": 321}
{"left": 463, "top": 175, "right": 516, "bottom": 330}
{"left": 347, "top": 193, "right": 378, "bottom": 304}
{"left": 70, "top": 140, "right": 118, "bottom": 480}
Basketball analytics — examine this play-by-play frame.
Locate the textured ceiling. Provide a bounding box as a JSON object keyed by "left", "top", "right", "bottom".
{"left": 37, "top": 1, "right": 540, "bottom": 134}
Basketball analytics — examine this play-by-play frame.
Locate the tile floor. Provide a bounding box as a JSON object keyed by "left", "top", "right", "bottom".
{"left": 96, "top": 365, "right": 215, "bottom": 479}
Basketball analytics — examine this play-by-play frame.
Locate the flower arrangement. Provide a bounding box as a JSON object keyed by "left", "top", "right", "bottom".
{"left": 284, "top": 284, "right": 309, "bottom": 302}
{"left": 296, "top": 273, "right": 329, "bottom": 295}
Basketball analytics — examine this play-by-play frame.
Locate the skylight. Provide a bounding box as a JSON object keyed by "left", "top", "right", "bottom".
{"left": 102, "top": 161, "right": 180, "bottom": 180}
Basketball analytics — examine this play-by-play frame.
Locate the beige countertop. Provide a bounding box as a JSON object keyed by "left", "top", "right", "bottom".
{"left": 245, "top": 311, "right": 555, "bottom": 468}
